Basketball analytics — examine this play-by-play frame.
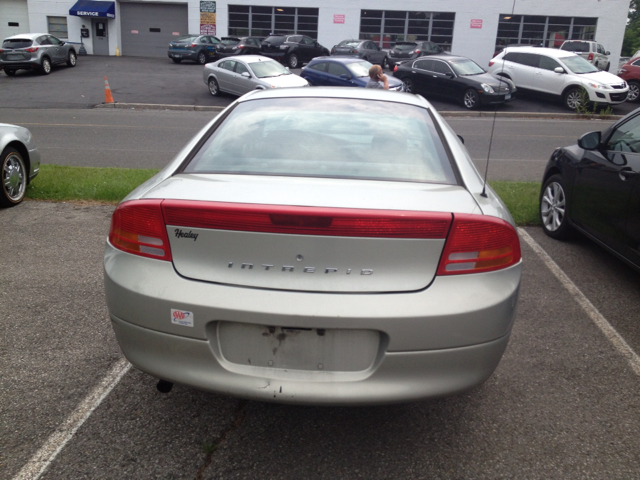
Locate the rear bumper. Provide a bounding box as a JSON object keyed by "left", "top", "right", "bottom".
{"left": 105, "top": 243, "right": 521, "bottom": 404}
{"left": 112, "top": 315, "right": 511, "bottom": 405}
{"left": 0, "top": 59, "right": 41, "bottom": 70}
{"left": 167, "top": 50, "right": 197, "bottom": 60}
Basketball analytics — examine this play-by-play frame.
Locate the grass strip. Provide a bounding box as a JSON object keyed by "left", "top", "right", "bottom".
{"left": 26, "top": 164, "right": 160, "bottom": 203}
{"left": 25, "top": 165, "right": 542, "bottom": 226}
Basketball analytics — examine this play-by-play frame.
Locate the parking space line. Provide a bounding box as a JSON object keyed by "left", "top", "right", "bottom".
{"left": 12, "top": 358, "right": 131, "bottom": 480}
{"left": 519, "top": 228, "right": 640, "bottom": 377}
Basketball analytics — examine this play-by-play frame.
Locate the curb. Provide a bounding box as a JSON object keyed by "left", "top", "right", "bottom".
{"left": 95, "top": 103, "right": 226, "bottom": 112}
{"left": 94, "top": 102, "right": 624, "bottom": 120}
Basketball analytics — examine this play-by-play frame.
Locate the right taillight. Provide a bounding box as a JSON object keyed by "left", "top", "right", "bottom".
{"left": 488, "top": 60, "right": 495, "bottom": 67}
{"left": 109, "top": 200, "right": 172, "bottom": 261}
{"left": 437, "top": 214, "right": 521, "bottom": 275}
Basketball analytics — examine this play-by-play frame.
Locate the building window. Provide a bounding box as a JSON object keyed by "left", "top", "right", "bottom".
{"left": 359, "top": 10, "right": 455, "bottom": 49}
{"left": 496, "top": 15, "right": 597, "bottom": 50}
{"left": 228, "top": 5, "right": 319, "bottom": 38}
{"left": 47, "top": 16, "right": 68, "bottom": 39}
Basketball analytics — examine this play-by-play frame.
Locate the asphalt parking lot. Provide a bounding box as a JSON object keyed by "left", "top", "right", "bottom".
{"left": 2, "top": 53, "right": 640, "bottom": 479}
{"left": 0, "top": 55, "right": 638, "bottom": 116}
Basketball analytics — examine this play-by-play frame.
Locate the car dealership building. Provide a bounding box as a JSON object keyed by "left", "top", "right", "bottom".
{"left": 1, "top": 0, "right": 630, "bottom": 67}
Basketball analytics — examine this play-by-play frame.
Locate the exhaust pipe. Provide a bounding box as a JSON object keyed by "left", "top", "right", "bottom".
{"left": 156, "top": 379, "right": 174, "bottom": 393}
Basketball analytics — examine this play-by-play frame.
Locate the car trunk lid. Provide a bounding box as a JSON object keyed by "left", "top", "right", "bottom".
{"left": 143, "top": 175, "right": 481, "bottom": 293}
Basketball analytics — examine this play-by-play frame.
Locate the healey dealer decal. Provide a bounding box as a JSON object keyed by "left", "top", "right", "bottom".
{"left": 171, "top": 309, "right": 194, "bottom": 327}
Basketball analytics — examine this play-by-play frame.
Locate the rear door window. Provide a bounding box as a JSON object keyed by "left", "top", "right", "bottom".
{"left": 308, "top": 62, "right": 327, "bottom": 72}
{"left": 413, "top": 59, "right": 434, "bottom": 71}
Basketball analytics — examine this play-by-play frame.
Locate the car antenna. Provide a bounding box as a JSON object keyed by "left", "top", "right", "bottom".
{"left": 481, "top": 0, "right": 517, "bottom": 197}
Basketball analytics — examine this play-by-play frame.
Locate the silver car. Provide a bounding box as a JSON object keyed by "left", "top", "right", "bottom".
{"left": 203, "top": 55, "right": 308, "bottom": 97}
{"left": 104, "top": 88, "right": 522, "bottom": 405}
{"left": 330, "top": 39, "right": 390, "bottom": 68}
{"left": 1, "top": 123, "right": 40, "bottom": 207}
{"left": 1, "top": 33, "right": 77, "bottom": 76}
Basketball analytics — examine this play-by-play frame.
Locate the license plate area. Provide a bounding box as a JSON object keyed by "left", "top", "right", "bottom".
{"left": 505, "top": 93, "right": 511, "bottom": 100}
{"left": 216, "top": 321, "right": 380, "bottom": 373}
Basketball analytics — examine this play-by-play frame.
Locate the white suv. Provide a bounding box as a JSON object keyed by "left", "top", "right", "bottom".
{"left": 559, "top": 40, "right": 610, "bottom": 71}
{"left": 488, "top": 47, "right": 628, "bottom": 110}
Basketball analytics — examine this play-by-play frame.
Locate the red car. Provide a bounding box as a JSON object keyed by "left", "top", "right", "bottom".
{"left": 617, "top": 56, "right": 640, "bottom": 102}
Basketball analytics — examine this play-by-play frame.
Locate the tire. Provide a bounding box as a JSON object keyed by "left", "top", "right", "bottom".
{"left": 563, "top": 87, "right": 583, "bottom": 110}
{"left": 540, "top": 174, "right": 572, "bottom": 239}
{"left": 208, "top": 77, "right": 220, "bottom": 97}
{"left": 382, "top": 56, "right": 389, "bottom": 70}
{"left": 402, "top": 78, "right": 414, "bottom": 93}
{"left": 5, "top": 69, "right": 16, "bottom": 76}
{"left": 172, "top": 58, "right": 182, "bottom": 64}
{"left": 1, "top": 146, "right": 27, "bottom": 207}
{"left": 41, "top": 57, "right": 51, "bottom": 75}
{"left": 462, "top": 88, "right": 479, "bottom": 109}
{"left": 66, "top": 51, "right": 77, "bottom": 67}
{"left": 604, "top": 62, "right": 610, "bottom": 72}
{"left": 197, "top": 51, "right": 207, "bottom": 65}
{"left": 627, "top": 81, "right": 640, "bottom": 102}
{"left": 288, "top": 54, "right": 299, "bottom": 69}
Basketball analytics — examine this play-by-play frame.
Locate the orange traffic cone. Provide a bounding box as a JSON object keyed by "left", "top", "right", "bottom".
{"left": 104, "top": 76, "right": 115, "bottom": 103}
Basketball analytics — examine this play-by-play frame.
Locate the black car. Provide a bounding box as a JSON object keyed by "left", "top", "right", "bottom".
{"left": 168, "top": 34, "right": 221, "bottom": 64}
{"left": 539, "top": 108, "right": 640, "bottom": 272}
{"left": 216, "top": 36, "right": 264, "bottom": 58}
{"left": 392, "top": 54, "right": 516, "bottom": 109}
{"left": 388, "top": 41, "right": 443, "bottom": 68}
{"left": 260, "top": 34, "right": 330, "bottom": 69}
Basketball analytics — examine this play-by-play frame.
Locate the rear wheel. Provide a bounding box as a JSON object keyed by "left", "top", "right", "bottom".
{"left": 41, "top": 57, "right": 51, "bottom": 75}
{"left": 604, "top": 62, "right": 610, "bottom": 72}
{"left": 462, "top": 89, "right": 479, "bottom": 109}
{"left": 197, "top": 51, "right": 207, "bottom": 65}
{"left": 382, "top": 56, "right": 389, "bottom": 69}
{"left": 172, "top": 58, "right": 182, "bottom": 64}
{"left": 628, "top": 81, "right": 640, "bottom": 102}
{"left": 540, "top": 174, "right": 572, "bottom": 239}
{"left": 66, "top": 51, "right": 77, "bottom": 67}
{"left": 1, "top": 147, "right": 27, "bottom": 207}
{"left": 402, "top": 78, "right": 414, "bottom": 93}
{"left": 5, "top": 69, "right": 16, "bottom": 76}
{"left": 208, "top": 78, "right": 220, "bottom": 96}
{"left": 288, "top": 54, "right": 299, "bottom": 69}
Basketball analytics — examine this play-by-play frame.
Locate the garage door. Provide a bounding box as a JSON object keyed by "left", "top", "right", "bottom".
{"left": 120, "top": 3, "right": 188, "bottom": 57}
{"left": 0, "top": 0, "right": 29, "bottom": 43}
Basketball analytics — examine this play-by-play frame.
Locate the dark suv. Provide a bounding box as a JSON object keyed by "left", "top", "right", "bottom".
{"left": 216, "top": 36, "right": 264, "bottom": 58}
{"left": 388, "top": 41, "right": 443, "bottom": 68}
{"left": 260, "top": 35, "right": 329, "bottom": 68}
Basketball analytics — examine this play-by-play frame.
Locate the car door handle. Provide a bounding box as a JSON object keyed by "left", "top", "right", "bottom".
{"left": 620, "top": 168, "right": 638, "bottom": 179}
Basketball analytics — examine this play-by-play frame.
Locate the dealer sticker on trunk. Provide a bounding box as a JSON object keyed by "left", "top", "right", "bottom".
{"left": 171, "top": 309, "right": 194, "bottom": 327}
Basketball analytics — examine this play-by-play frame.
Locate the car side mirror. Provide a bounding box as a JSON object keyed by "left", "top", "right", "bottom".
{"left": 578, "top": 131, "right": 601, "bottom": 150}
{"left": 445, "top": 72, "right": 454, "bottom": 78}
{"left": 457, "top": 134, "right": 465, "bottom": 144}
{"left": 339, "top": 74, "right": 351, "bottom": 80}
{"left": 241, "top": 72, "right": 251, "bottom": 78}
{"left": 60, "top": 41, "right": 65, "bottom": 45}
{"left": 606, "top": 51, "right": 611, "bottom": 55}
{"left": 554, "top": 67, "right": 565, "bottom": 74}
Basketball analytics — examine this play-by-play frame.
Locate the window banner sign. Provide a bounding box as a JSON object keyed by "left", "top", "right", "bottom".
{"left": 200, "top": 1, "right": 216, "bottom": 35}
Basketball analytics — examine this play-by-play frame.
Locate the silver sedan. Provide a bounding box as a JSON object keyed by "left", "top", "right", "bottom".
{"left": 203, "top": 55, "right": 308, "bottom": 97}
{"left": 1, "top": 123, "right": 40, "bottom": 207}
{"left": 104, "top": 88, "right": 522, "bottom": 405}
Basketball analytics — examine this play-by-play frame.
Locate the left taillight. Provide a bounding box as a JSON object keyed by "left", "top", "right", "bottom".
{"left": 25, "top": 47, "right": 39, "bottom": 53}
{"left": 108, "top": 200, "right": 172, "bottom": 261}
{"left": 437, "top": 214, "right": 521, "bottom": 275}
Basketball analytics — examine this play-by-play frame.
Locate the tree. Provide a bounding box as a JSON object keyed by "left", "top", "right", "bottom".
{"left": 622, "top": 0, "right": 640, "bottom": 56}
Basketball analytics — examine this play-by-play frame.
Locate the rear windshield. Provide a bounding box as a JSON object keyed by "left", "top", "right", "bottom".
{"left": 2, "top": 39, "right": 33, "bottom": 49}
{"left": 263, "top": 36, "right": 285, "bottom": 44}
{"left": 338, "top": 40, "right": 360, "bottom": 47}
{"left": 561, "top": 42, "right": 590, "bottom": 52}
{"left": 394, "top": 43, "right": 418, "bottom": 52}
{"left": 184, "top": 97, "right": 456, "bottom": 185}
{"left": 221, "top": 37, "right": 240, "bottom": 45}
{"left": 175, "top": 35, "right": 198, "bottom": 43}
